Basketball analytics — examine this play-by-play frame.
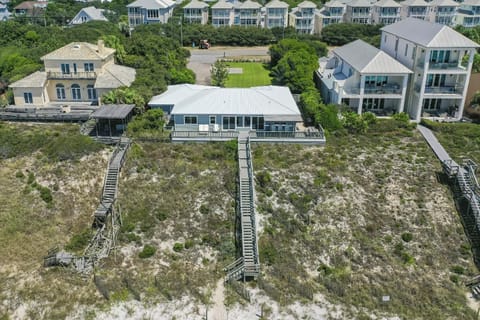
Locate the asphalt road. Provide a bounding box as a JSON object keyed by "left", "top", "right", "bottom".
{"left": 187, "top": 46, "right": 270, "bottom": 85}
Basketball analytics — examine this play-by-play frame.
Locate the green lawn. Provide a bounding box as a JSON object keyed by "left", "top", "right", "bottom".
{"left": 224, "top": 62, "right": 272, "bottom": 88}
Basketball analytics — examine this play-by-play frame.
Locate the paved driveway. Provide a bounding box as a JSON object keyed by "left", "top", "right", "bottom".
{"left": 187, "top": 46, "right": 270, "bottom": 85}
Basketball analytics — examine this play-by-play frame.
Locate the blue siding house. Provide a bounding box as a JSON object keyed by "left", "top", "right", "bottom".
{"left": 148, "top": 84, "right": 303, "bottom": 132}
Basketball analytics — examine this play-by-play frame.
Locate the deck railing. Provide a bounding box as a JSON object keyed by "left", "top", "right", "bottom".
{"left": 46, "top": 71, "right": 97, "bottom": 80}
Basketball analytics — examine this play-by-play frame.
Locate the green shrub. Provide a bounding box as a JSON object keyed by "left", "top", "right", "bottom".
{"left": 184, "top": 239, "right": 194, "bottom": 249}
{"left": 139, "top": 244, "right": 156, "bottom": 258}
{"left": 15, "top": 171, "right": 24, "bottom": 179}
{"left": 450, "top": 265, "right": 465, "bottom": 275}
{"left": 27, "top": 172, "right": 35, "bottom": 184}
{"left": 450, "top": 274, "right": 459, "bottom": 283}
{"left": 173, "top": 242, "right": 184, "bottom": 252}
{"left": 156, "top": 211, "right": 169, "bottom": 221}
{"left": 401, "top": 232, "right": 413, "bottom": 243}
{"left": 38, "top": 185, "right": 53, "bottom": 204}
{"left": 401, "top": 251, "right": 415, "bottom": 265}
{"left": 126, "top": 233, "right": 141, "bottom": 243}
{"left": 256, "top": 171, "right": 272, "bottom": 188}
{"left": 66, "top": 229, "right": 93, "bottom": 252}
{"left": 362, "top": 112, "right": 377, "bottom": 125}
{"left": 199, "top": 204, "right": 210, "bottom": 215}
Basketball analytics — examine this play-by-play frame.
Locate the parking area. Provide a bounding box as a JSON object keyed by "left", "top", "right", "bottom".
{"left": 187, "top": 46, "right": 270, "bottom": 85}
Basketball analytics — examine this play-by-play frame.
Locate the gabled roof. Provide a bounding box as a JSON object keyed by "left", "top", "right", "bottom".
{"left": 400, "top": 0, "right": 430, "bottom": 7}
{"left": 298, "top": 0, "right": 317, "bottom": 8}
{"left": 212, "top": 0, "right": 234, "bottom": 9}
{"left": 71, "top": 6, "right": 108, "bottom": 23}
{"left": 126, "top": 0, "right": 175, "bottom": 9}
{"left": 41, "top": 42, "right": 115, "bottom": 61}
{"left": 324, "top": 0, "right": 345, "bottom": 8}
{"left": 91, "top": 105, "right": 135, "bottom": 119}
{"left": 237, "top": 0, "right": 262, "bottom": 9}
{"left": 382, "top": 18, "right": 479, "bottom": 48}
{"left": 14, "top": 1, "right": 38, "bottom": 9}
{"left": 333, "top": 39, "right": 412, "bottom": 74}
{"left": 374, "top": 0, "right": 401, "bottom": 8}
{"left": 184, "top": 0, "right": 208, "bottom": 9}
{"left": 265, "top": 0, "right": 289, "bottom": 8}
{"left": 9, "top": 71, "right": 46, "bottom": 88}
{"left": 430, "top": 0, "right": 459, "bottom": 6}
{"left": 347, "top": 0, "right": 373, "bottom": 7}
{"left": 149, "top": 84, "right": 302, "bottom": 120}
{"left": 94, "top": 64, "right": 136, "bottom": 89}
{"left": 462, "top": 0, "right": 480, "bottom": 6}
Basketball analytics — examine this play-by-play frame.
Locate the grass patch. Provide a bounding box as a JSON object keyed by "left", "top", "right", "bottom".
{"left": 224, "top": 62, "right": 272, "bottom": 88}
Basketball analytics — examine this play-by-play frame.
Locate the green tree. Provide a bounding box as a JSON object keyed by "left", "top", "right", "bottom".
{"left": 210, "top": 60, "right": 229, "bottom": 87}
{"left": 102, "top": 35, "right": 126, "bottom": 64}
{"left": 321, "top": 23, "right": 382, "bottom": 46}
{"left": 102, "top": 87, "right": 146, "bottom": 113}
{"left": 272, "top": 49, "right": 318, "bottom": 93}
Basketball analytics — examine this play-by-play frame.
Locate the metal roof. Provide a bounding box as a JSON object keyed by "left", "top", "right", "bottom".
{"left": 462, "top": 0, "right": 480, "bottom": 6}
{"left": 400, "top": 0, "right": 430, "bottom": 6}
{"left": 127, "top": 0, "right": 175, "bottom": 9}
{"left": 237, "top": 0, "right": 262, "bottom": 9}
{"left": 212, "top": 0, "right": 234, "bottom": 9}
{"left": 149, "top": 84, "right": 302, "bottom": 120}
{"left": 297, "top": 0, "right": 317, "bottom": 8}
{"left": 265, "top": 0, "right": 289, "bottom": 8}
{"left": 382, "top": 18, "right": 480, "bottom": 48}
{"left": 324, "top": 0, "right": 346, "bottom": 8}
{"left": 9, "top": 71, "right": 46, "bottom": 88}
{"left": 374, "top": 0, "right": 401, "bottom": 8}
{"left": 183, "top": 0, "right": 208, "bottom": 9}
{"left": 90, "top": 104, "right": 135, "bottom": 119}
{"left": 430, "top": 0, "right": 459, "bottom": 6}
{"left": 333, "top": 39, "right": 413, "bottom": 74}
{"left": 70, "top": 6, "right": 108, "bottom": 24}
{"left": 347, "top": 0, "right": 372, "bottom": 7}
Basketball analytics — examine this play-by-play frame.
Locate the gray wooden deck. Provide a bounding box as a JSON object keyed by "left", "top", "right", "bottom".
{"left": 417, "top": 125, "right": 455, "bottom": 165}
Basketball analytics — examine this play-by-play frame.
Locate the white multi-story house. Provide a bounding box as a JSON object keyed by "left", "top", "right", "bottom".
{"left": 316, "top": 39, "right": 412, "bottom": 115}
{"left": 345, "top": 0, "right": 373, "bottom": 24}
{"left": 9, "top": 41, "right": 136, "bottom": 108}
{"left": 429, "top": 0, "right": 458, "bottom": 26}
{"left": 0, "top": 2, "right": 11, "bottom": 21}
{"left": 400, "top": 0, "right": 431, "bottom": 21}
{"left": 319, "top": 0, "right": 345, "bottom": 29}
{"left": 456, "top": 0, "right": 480, "bottom": 28}
{"left": 70, "top": 6, "right": 108, "bottom": 25}
{"left": 289, "top": 1, "right": 319, "bottom": 34}
{"left": 381, "top": 18, "right": 478, "bottom": 121}
{"left": 234, "top": 0, "right": 262, "bottom": 26}
{"left": 211, "top": 0, "right": 235, "bottom": 27}
{"left": 183, "top": 0, "right": 208, "bottom": 24}
{"left": 127, "top": 0, "right": 176, "bottom": 29}
{"left": 264, "top": 0, "right": 289, "bottom": 29}
{"left": 372, "top": 0, "right": 401, "bottom": 25}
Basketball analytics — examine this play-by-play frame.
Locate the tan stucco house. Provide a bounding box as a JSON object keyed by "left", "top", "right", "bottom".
{"left": 10, "top": 40, "right": 136, "bottom": 108}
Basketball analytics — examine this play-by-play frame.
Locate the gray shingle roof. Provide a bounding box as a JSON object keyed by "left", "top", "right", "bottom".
{"left": 430, "top": 0, "right": 459, "bottom": 6}
{"left": 9, "top": 71, "right": 46, "bottom": 88}
{"left": 297, "top": 0, "right": 317, "bottom": 8}
{"left": 324, "top": 0, "right": 346, "bottom": 8}
{"left": 90, "top": 104, "right": 135, "bottom": 119}
{"left": 212, "top": 0, "right": 234, "bottom": 9}
{"left": 382, "top": 18, "right": 479, "bottom": 48}
{"left": 237, "top": 0, "right": 262, "bottom": 9}
{"left": 347, "top": 0, "right": 373, "bottom": 7}
{"left": 462, "top": 0, "right": 480, "bottom": 6}
{"left": 41, "top": 42, "right": 115, "bottom": 61}
{"left": 71, "top": 6, "right": 108, "bottom": 23}
{"left": 400, "top": 0, "right": 430, "bottom": 6}
{"left": 333, "top": 39, "right": 413, "bottom": 74}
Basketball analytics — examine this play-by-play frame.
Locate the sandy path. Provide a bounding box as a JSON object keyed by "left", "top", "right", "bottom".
{"left": 209, "top": 279, "right": 227, "bottom": 320}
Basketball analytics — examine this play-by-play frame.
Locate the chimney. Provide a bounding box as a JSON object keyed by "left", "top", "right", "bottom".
{"left": 98, "top": 40, "right": 105, "bottom": 55}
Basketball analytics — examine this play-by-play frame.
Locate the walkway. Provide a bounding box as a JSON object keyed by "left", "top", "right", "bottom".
{"left": 225, "top": 132, "right": 260, "bottom": 281}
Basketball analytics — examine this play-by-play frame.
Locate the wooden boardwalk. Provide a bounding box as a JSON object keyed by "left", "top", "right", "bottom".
{"left": 417, "top": 125, "right": 455, "bottom": 165}
{"left": 225, "top": 132, "right": 260, "bottom": 281}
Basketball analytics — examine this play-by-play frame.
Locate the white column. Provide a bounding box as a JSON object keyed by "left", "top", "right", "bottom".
{"left": 358, "top": 74, "right": 365, "bottom": 114}
{"left": 458, "top": 49, "right": 476, "bottom": 120}
{"left": 399, "top": 74, "right": 409, "bottom": 113}
{"left": 415, "top": 48, "right": 430, "bottom": 122}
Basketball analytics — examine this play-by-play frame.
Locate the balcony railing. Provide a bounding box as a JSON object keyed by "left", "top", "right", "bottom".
{"left": 379, "top": 12, "right": 400, "bottom": 17}
{"left": 419, "top": 85, "right": 464, "bottom": 94}
{"left": 47, "top": 71, "right": 97, "bottom": 80}
{"left": 417, "top": 61, "right": 466, "bottom": 70}
{"left": 344, "top": 84, "right": 402, "bottom": 95}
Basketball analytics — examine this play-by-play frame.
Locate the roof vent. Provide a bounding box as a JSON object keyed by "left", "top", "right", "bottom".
{"left": 73, "top": 44, "right": 81, "bottom": 50}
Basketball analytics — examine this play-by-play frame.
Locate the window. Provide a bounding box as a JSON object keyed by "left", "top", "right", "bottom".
{"left": 23, "top": 92, "right": 33, "bottom": 104}
{"left": 405, "top": 44, "right": 408, "bottom": 56}
{"left": 384, "top": 35, "right": 387, "bottom": 43}
{"left": 209, "top": 116, "right": 216, "bottom": 124}
{"left": 87, "top": 85, "right": 97, "bottom": 100}
{"left": 426, "top": 74, "right": 446, "bottom": 87}
{"left": 71, "top": 84, "right": 81, "bottom": 100}
{"left": 236, "top": 116, "right": 243, "bottom": 127}
{"left": 56, "top": 84, "right": 66, "bottom": 100}
{"left": 61, "top": 63, "right": 70, "bottom": 74}
{"left": 244, "top": 116, "right": 251, "bottom": 127}
{"left": 365, "top": 76, "right": 387, "bottom": 87}
{"left": 84, "top": 63, "right": 94, "bottom": 72}
{"left": 184, "top": 116, "right": 197, "bottom": 124}
{"left": 363, "top": 98, "right": 385, "bottom": 110}
{"left": 423, "top": 99, "right": 441, "bottom": 110}
{"left": 223, "top": 116, "right": 235, "bottom": 130}
{"left": 73, "top": 63, "right": 77, "bottom": 74}
{"left": 251, "top": 116, "right": 264, "bottom": 130}
{"left": 147, "top": 9, "right": 159, "bottom": 18}
{"left": 429, "top": 50, "right": 450, "bottom": 63}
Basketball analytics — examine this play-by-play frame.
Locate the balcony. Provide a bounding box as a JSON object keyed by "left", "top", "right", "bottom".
{"left": 418, "top": 85, "right": 464, "bottom": 95}
{"left": 47, "top": 71, "right": 97, "bottom": 80}
{"left": 344, "top": 84, "right": 402, "bottom": 95}
{"left": 417, "top": 60, "right": 467, "bottom": 71}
